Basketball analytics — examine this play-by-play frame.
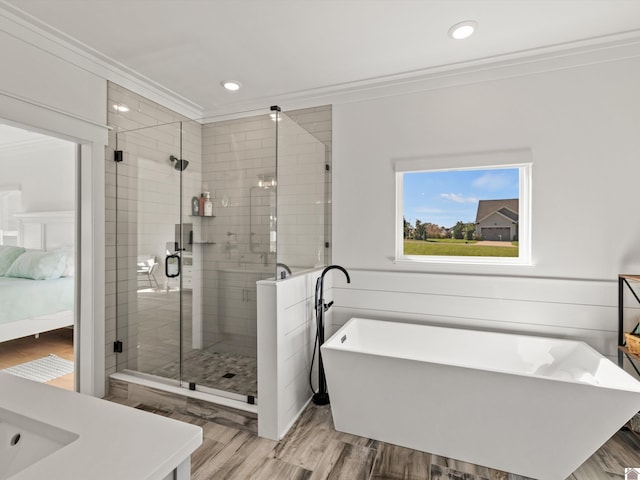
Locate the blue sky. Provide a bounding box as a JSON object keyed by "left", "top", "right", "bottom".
{"left": 403, "top": 168, "right": 519, "bottom": 228}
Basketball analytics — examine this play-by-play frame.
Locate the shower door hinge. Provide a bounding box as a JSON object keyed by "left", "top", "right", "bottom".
{"left": 325, "top": 242, "right": 330, "bottom": 248}
{"left": 247, "top": 395, "right": 255, "bottom": 405}
{"left": 114, "top": 340, "right": 123, "bottom": 353}
{"left": 114, "top": 150, "right": 123, "bottom": 163}
{"left": 325, "top": 164, "right": 330, "bottom": 171}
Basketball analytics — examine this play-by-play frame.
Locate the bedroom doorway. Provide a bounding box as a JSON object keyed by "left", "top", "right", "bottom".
{"left": 0, "top": 122, "right": 77, "bottom": 391}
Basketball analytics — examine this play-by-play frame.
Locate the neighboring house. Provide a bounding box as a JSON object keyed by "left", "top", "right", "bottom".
{"left": 475, "top": 199, "right": 519, "bottom": 242}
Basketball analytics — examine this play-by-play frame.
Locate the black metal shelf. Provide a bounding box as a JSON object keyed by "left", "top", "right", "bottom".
{"left": 618, "top": 274, "right": 640, "bottom": 376}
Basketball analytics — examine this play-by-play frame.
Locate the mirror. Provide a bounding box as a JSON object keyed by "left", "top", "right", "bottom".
{"left": 250, "top": 185, "right": 276, "bottom": 253}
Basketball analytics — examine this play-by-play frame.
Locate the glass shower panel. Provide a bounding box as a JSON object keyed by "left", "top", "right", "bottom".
{"left": 114, "top": 122, "right": 185, "bottom": 379}
{"left": 276, "top": 112, "right": 327, "bottom": 271}
{"left": 180, "top": 113, "right": 276, "bottom": 401}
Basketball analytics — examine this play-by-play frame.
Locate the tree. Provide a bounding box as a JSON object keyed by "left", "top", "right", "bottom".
{"left": 452, "top": 221, "right": 464, "bottom": 239}
{"left": 426, "top": 223, "right": 445, "bottom": 239}
{"left": 465, "top": 223, "right": 475, "bottom": 240}
{"left": 403, "top": 217, "right": 413, "bottom": 239}
{"left": 414, "top": 219, "right": 426, "bottom": 241}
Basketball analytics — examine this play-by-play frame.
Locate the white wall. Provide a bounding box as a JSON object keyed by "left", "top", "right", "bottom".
{"left": 0, "top": 141, "right": 75, "bottom": 213}
{"left": 0, "top": 9, "right": 108, "bottom": 396}
{"left": 0, "top": 14, "right": 106, "bottom": 127}
{"left": 332, "top": 55, "right": 640, "bottom": 370}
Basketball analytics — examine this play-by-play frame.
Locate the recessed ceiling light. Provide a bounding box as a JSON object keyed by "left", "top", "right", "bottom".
{"left": 222, "top": 80, "right": 241, "bottom": 91}
{"left": 448, "top": 20, "right": 478, "bottom": 40}
{"left": 113, "top": 104, "right": 129, "bottom": 112}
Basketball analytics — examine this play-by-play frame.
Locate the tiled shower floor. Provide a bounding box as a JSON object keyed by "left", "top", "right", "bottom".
{"left": 150, "top": 348, "right": 257, "bottom": 398}
{"left": 133, "top": 286, "right": 257, "bottom": 398}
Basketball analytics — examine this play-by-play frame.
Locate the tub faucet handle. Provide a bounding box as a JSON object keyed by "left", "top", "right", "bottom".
{"left": 323, "top": 301, "right": 334, "bottom": 312}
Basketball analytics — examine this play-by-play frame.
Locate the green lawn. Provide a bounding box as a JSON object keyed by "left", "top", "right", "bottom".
{"left": 421, "top": 238, "right": 478, "bottom": 244}
{"left": 404, "top": 239, "right": 519, "bottom": 257}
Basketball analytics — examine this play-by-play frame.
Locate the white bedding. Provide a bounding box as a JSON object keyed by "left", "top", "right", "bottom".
{"left": 0, "top": 276, "right": 74, "bottom": 325}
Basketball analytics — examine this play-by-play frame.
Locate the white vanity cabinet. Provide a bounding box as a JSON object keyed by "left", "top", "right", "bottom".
{"left": 0, "top": 373, "right": 202, "bottom": 480}
{"left": 218, "top": 269, "right": 273, "bottom": 338}
{"left": 181, "top": 256, "right": 193, "bottom": 290}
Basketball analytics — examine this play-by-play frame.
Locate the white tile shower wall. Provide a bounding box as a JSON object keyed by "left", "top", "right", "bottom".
{"left": 277, "top": 114, "right": 327, "bottom": 269}
{"left": 281, "top": 106, "right": 332, "bottom": 266}
{"left": 199, "top": 106, "right": 331, "bottom": 349}
{"left": 257, "top": 268, "right": 332, "bottom": 440}
{"left": 200, "top": 114, "right": 277, "bottom": 349}
{"left": 106, "top": 82, "right": 202, "bottom": 392}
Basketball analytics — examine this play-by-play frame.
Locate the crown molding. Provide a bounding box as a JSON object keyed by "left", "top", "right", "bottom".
{"left": 202, "top": 30, "right": 640, "bottom": 117}
{"left": 3, "top": 1, "right": 640, "bottom": 121}
{"left": 0, "top": 1, "right": 203, "bottom": 119}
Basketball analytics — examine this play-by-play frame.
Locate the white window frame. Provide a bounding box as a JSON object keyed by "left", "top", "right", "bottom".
{"left": 394, "top": 149, "right": 532, "bottom": 267}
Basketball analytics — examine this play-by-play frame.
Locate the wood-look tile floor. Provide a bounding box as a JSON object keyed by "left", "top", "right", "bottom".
{"left": 0, "top": 327, "right": 74, "bottom": 390}
{"left": 105, "top": 396, "right": 640, "bottom": 480}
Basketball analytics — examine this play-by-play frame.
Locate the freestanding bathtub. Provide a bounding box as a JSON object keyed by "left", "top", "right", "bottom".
{"left": 322, "top": 317, "right": 640, "bottom": 480}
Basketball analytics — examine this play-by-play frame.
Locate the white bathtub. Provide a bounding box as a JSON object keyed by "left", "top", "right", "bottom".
{"left": 321, "top": 318, "right": 640, "bottom": 480}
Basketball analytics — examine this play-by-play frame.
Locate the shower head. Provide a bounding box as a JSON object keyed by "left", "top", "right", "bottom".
{"left": 170, "top": 155, "right": 189, "bottom": 171}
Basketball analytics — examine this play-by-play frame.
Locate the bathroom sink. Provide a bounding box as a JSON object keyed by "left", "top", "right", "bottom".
{"left": 0, "top": 406, "right": 78, "bottom": 479}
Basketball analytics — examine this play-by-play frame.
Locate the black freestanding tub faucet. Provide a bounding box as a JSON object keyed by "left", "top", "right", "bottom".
{"left": 311, "top": 265, "right": 351, "bottom": 405}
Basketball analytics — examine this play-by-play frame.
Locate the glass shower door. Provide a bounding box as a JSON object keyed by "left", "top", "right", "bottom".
{"left": 179, "top": 112, "right": 277, "bottom": 404}
{"left": 114, "top": 122, "right": 187, "bottom": 380}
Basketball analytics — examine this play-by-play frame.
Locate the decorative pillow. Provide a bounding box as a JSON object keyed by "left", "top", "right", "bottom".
{"left": 0, "top": 245, "right": 26, "bottom": 276}
{"left": 5, "top": 250, "right": 66, "bottom": 280}
{"left": 53, "top": 246, "right": 75, "bottom": 277}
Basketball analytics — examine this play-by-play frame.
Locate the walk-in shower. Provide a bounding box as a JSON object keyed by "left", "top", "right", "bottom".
{"left": 112, "top": 107, "right": 328, "bottom": 408}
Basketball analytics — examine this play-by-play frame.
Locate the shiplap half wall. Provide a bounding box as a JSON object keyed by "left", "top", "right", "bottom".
{"left": 329, "top": 269, "right": 640, "bottom": 378}
{"left": 257, "top": 268, "right": 334, "bottom": 440}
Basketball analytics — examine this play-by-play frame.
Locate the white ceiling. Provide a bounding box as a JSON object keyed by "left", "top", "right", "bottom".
{"left": 6, "top": 0, "right": 640, "bottom": 117}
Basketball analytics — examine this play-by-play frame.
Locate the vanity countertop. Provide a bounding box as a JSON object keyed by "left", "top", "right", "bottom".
{"left": 1, "top": 372, "right": 202, "bottom": 480}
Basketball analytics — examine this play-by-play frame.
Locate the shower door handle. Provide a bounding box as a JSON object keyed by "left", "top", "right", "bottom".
{"left": 165, "top": 254, "right": 181, "bottom": 278}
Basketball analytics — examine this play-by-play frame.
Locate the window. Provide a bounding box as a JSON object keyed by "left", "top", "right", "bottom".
{"left": 394, "top": 150, "right": 531, "bottom": 266}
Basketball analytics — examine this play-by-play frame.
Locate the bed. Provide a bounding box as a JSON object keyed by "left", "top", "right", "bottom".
{"left": 0, "top": 211, "right": 75, "bottom": 343}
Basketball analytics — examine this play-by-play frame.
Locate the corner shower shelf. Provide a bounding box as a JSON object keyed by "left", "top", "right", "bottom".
{"left": 189, "top": 215, "right": 215, "bottom": 218}
{"left": 192, "top": 241, "right": 216, "bottom": 245}
{"left": 618, "top": 274, "right": 640, "bottom": 376}
{"left": 619, "top": 346, "right": 640, "bottom": 363}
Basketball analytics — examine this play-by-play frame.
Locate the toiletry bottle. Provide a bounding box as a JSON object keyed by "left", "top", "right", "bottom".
{"left": 191, "top": 196, "right": 199, "bottom": 216}
{"left": 204, "top": 192, "right": 213, "bottom": 217}
{"left": 199, "top": 193, "right": 205, "bottom": 216}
